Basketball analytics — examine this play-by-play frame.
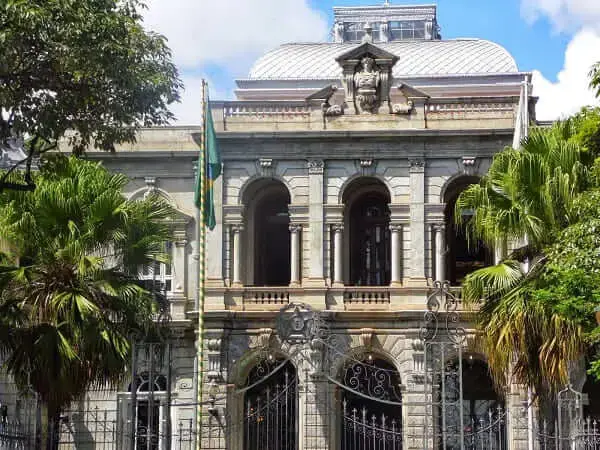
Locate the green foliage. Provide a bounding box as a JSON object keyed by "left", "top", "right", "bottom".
{"left": 456, "top": 118, "right": 600, "bottom": 397}
{"left": 0, "top": 155, "right": 172, "bottom": 417}
{"left": 0, "top": 0, "right": 181, "bottom": 156}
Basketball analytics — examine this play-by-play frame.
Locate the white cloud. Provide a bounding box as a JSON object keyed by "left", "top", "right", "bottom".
{"left": 143, "top": 0, "right": 328, "bottom": 72}
{"left": 521, "top": 0, "right": 600, "bottom": 32}
{"left": 169, "top": 73, "right": 231, "bottom": 125}
{"left": 532, "top": 28, "right": 600, "bottom": 121}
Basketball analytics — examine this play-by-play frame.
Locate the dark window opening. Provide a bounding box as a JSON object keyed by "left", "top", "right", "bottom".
{"left": 254, "top": 189, "right": 291, "bottom": 286}
{"left": 349, "top": 193, "right": 390, "bottom": 286}
{"left": 444, "top": 178, "right": 492, "bottom": 285}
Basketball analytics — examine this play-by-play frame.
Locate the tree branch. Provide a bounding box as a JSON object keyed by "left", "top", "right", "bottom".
{"left": 0, "top": 139, "right": 58, "bottom": 192}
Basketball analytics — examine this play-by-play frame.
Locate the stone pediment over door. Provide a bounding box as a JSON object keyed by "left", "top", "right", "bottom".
{"left": 335, "top": 42, "right": 399, "bottom": 115}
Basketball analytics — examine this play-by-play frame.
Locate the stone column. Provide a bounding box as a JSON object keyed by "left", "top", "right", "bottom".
{"left": 231, "top": 224, "right": 243, "bottom": 285}
{"left": 307, "top": 159, "right": 325, "bottom": 284}
{"left": 332, "top": 224, "right": 344, "bottom": 285}
{"left": 409, "top": 159, "right": 426, "bottom": 282}
{"left": 433, "top": 224, "right": 445, "bottom": 282}
{"left": 289, "top": 224, "right": 302, "bottom": 285}
{"left": 390, "top": 224, "right": 403, "bottom": 284}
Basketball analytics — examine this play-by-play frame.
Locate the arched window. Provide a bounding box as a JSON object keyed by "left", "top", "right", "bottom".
{"left": 244, "top": 179, "right": 291, "bottom": 286}
{"left": 129, "top": 373, "right": 168, "bottom": 450}
{"left": 244, "top": 359, "right": 297, "bottom": 450}
{"left": 344, "top": 178, "right": 391, "bottom": 286}
{"left": 440, "top": 358, "right": 505, "bottom": 449}
{"left": 340, "top": 356, "right": 403, "bottom": 450}
{"left": 443, "top": 176, "right": 492, "bottom": 285}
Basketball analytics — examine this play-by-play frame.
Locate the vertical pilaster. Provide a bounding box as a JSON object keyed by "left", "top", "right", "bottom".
{"left": 409, "top": 159, "right": 426, "bottom": 283}
{"left": 390, "top": 224, "right": 403, "bottom": 284}
{"left": 289, "top": 224, "right": 302, "bottom": 285}
{"left": 307, "top": 159, "right": 325, "bottom": 284}
{"left": 231, "top": 224, "right": 243, "bottom": 285}
{"left": 332, "top": 224, "right": 344, "bottom": 285}
{"left": 433, "top": 224, "right": 445, "bottom": 282}
{"left": 206, "top": 163, "right": 224, "bottom": 284}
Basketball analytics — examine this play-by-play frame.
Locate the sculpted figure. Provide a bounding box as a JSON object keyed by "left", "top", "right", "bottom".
{"left": 354, "top": 56, "right": 380, "bottom": 114}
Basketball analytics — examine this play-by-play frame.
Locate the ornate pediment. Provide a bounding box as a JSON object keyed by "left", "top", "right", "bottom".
{"left": 335, "top": 43, "right": 399, "bottom": 115}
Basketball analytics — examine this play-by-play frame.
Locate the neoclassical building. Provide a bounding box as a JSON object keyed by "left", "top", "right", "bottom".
{"left": 10, "top": 3, "right": 597, "bottom": 450}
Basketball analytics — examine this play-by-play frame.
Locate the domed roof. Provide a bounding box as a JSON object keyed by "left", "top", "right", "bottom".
{"left": 248, "top": 39, "right": 518, "bottom": 80}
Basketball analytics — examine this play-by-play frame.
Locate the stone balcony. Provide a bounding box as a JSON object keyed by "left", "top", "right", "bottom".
{"left": 210, "top": 284, "right": 470, "bottom": 313}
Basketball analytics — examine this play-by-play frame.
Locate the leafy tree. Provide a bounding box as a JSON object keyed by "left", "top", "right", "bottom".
{"left": 0, "top": 0, "right": 182, "bottom": 191}
{"left": 455, "top": 117, "right": 595, "bottom": 397}
{"left": 0, "top": 155, "right": 172, "bottom": 448}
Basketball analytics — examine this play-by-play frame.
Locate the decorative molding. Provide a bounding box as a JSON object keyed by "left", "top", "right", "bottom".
{"left": 307, "top": 159, "right": 324, "bottom": 174}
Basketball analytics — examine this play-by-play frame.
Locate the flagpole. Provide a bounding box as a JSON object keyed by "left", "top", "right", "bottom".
{"left": 196, "top": 79, "right": 208, "bottom": 450}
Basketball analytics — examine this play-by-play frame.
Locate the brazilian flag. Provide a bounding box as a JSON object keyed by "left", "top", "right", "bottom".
{"left": 194, "top": 94, "right": 221, "bottom": 230}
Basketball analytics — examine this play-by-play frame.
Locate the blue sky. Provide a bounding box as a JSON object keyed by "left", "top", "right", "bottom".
{"left": 143, "top": 0, "right": 600, "bottom": 123}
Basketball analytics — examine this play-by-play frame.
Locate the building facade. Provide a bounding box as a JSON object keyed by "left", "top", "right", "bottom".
{"left": 5, "top": 3, "right": 599, "bottom": 450}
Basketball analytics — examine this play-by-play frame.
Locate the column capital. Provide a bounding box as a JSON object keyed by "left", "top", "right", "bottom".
{"left": 332, "top": 223, "right": 344, "bottom": 233}
{"left": 231, "top": 223, "right": 244, "bottom": 233}
{"left": 307, "top": 159, "right": 324, "bottom": 174}
{"left": 289, "top": 223, "right": 302, "bottom": 233}
{"left": 389, "top": 223, "right": 404, "bottom": 232}
{"left": 432, "top": 223, "right": 446, "bottom": 233}
{"left": 409, "top": 158, "right": 425, "bottom": 173}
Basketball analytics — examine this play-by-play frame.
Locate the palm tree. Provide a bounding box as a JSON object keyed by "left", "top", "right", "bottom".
{"left": 455, "top": 119, "right": 590, "bottom": 397}
{"left": 0, "top": 155, "right": 172, "bottom": 448}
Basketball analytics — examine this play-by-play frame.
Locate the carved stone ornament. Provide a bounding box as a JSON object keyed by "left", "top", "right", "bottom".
{"left": 307, "top": 159, "right": 324, "bottom": 174}
{"left": 335, "top": 43, "right": 399, "bottom": 115}
{"left": 461, "top": 156, "right": 478, "bottom": 175}
{"left": 143, "top": 177, "right": 157, "bottom": 199}
{"left": 206, "top": 338, "right": 222, "bottom": 381}
{"left": 257, "top": 158, "right": 274, "bottom": 177}
{"left": 276, "top": 303, "right": 320, "bottom": 345}
{"left": 392, "top": 101, "right": 414, "bottom": 115}
{"left": 359, "top": 328, "right": 375, "bottom": 349}
{"left": 254, "top": 328, "right": 273, "bottom": 349}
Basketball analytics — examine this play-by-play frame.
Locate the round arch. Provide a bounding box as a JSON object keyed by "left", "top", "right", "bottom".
{"left": 242, "top": 178, "right": 292, "bottom": 286}
{"left": 339, "top": 174, "right": 392, "bottom": 206}
{"left": 442, "top": 175, "right": 492, "bottom": 285}
{"left": 239, "top": 175, "right": 294, "bottom": 206}
{"left": 127, "top": 186, "right": 177, "bottom": 206}
{"left": 342, "top": 177, "right": 391, "bottom": 286}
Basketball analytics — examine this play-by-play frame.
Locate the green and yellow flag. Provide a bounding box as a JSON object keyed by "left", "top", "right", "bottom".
{"left": 194, "top": 88, "right": 221, "bottom": 230}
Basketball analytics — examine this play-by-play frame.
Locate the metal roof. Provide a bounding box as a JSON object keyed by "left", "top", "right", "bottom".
{"left": 248, "top": 39, "right": 518, "bottom": 80}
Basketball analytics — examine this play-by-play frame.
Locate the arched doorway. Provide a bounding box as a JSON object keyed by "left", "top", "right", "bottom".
{"left": 344, "top": 178, "right": 391, "bottom": 286}
{"left": 443, "top": 176, "right": 492, "bottom": 285}
{"left": 244, "top": 179, "right": 291, "bottom": 286}
{"left": 129, "top": 373, "right": 168, "bottom": 450}
{"left": 339, "top": 355, "right": 403, "bottom": 450}
{"left": 243, "top": 358, "right": 297, "bottom": 450}
{"left": 439, "top": 357, "right": 505, "bottom": 449}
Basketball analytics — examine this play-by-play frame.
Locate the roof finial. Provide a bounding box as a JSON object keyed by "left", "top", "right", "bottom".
{"left": 362, "top": 22, "right": 373, "bottom": 43}
{"left": 384, "top": 0, "right": 390, "bottom": 5}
